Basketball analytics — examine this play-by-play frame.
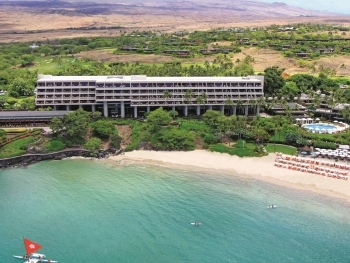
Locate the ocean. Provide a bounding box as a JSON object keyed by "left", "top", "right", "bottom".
{"left": 1, "top": 159, "right": 350, "bottom": 263}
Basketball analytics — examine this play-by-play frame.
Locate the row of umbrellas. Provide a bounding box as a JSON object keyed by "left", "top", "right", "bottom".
{"left": 276, "top": 158, "right": 348, "bottom": 175}
{"left": 278, "top": 153, "right": 350, "bottom": 170}
{"left": 315, "top": 148, "right": 350, "bottom": 158}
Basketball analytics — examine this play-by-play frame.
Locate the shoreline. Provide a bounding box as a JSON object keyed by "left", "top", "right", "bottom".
{"left": 109, "top": 150, "right": 350, "bottom": 202}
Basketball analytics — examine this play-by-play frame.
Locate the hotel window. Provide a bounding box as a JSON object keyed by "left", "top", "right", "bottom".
{"left": 63, "top": 82, "right": 71, "bottom": 86}
{"left": 72, "top": 82, "right": 79, "bottom": 86}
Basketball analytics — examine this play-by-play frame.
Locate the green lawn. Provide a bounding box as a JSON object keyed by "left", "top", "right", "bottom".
{"left": 265, "top": 144, "right": 297, "bottom": 155}
{"left": 0, "top": 136, "right": 34, "bottom": 158}
{"left": 209, "top": 141, "right": 265, "bottom": 157}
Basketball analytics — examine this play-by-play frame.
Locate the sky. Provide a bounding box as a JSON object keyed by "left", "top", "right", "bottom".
{"left": 256, "top": 0, "right": 350, "bottom": 15}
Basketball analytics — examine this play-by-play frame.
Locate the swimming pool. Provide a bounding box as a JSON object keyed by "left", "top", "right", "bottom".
{"left": 303, "top": 123, "right": 337, "bottom": 132}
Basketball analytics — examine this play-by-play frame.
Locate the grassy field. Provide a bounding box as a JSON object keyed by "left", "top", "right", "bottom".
{"left": 29, "top": 56, "right": 90, "bottom": 71}
{"left": 265, "top": 144, "right": 297, "bottom": 155}
{"left": 0, "top": 136, "right": 34, "bottom": 158}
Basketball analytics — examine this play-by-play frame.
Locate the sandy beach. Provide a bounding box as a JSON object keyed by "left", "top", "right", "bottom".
{"left": 109, "top": 150, "right": 350, "bottom": 201}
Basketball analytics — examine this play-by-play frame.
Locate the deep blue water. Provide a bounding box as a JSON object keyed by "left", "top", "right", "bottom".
{"left": 1, "top": 159, "right": 350, "bottom": 263}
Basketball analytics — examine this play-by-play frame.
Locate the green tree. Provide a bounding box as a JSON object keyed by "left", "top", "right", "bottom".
{"left": 20, "top": 54, "right": 35, "bottom": 67}
{"left": 84, "top": 138, "right": 102, "bottom": 154}
{"left": 280, "top": 81, "right": 299, "bottom": 101}
{"left": 110, "top": 133, "right": 122, "bottom": 149}
{"left": 49, "top": 117, "right": 64, "bottom": 135}
{"left": 0, "top": 95, "right": 7, "bottom": 108}
{"left": 9, "top": 78, "right": 34, "bottom": 97}
{"left": 155, "top": 128, "right": 195, "bottom": 150}
{"left": 91, "top": 120, "right": 117, "bottom": 138}
{"left": 184, "top": 89, "right": 194, "bottom": 117}
{"left": 202, "top": 110, "right": 223, "bottom": 127}
{"left": 233, "top": 62, "right": 254, "bottom": 76}
{"left": 63, "top": 109, "right": 92, "bottom": 143}
{"left": 147, "top": 108, "right": 171, "bottom": 131}
{"left": 263, "top": 66, "right": 285, "bottom": 96}
{"left": 162, "top": 90, "right": 172, "bottom": 110}
{"left": 20, "top": 97, "right": 36, "bottom": 110}
{"left": 168, "top": 110, "right": 179, "bottom": 119}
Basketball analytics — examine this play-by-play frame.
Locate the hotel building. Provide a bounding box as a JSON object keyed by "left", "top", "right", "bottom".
{"left": 35, "top": 75, "right": 264, "bottom": 117}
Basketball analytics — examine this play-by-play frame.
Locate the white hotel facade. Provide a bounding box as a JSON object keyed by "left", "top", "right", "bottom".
{"left": 35, "top": 74, "right": 264, "bottom": 117}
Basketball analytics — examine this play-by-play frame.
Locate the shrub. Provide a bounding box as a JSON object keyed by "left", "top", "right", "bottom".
{"left": 204, "top": 134, "right": 219, "bottom": 145}
{"left": 91, "top": 120, "right": 117, "bottom": 138}
{"left": 47, "top": 139, "right": 65, "bottom": 152}
{"left": 0, "top": 128, "right": 6, "bottom": 138}
{"left": 3, "top": 128, "right": 27, "bottom": 133}
{"left": 84, "top": 138, "right": 102, "bottom": 153}
{"left": 152, "top": 128, "right": 195, "bottom": 150}
{"left": 110, "top": 133, "right": 122, "bottom": 149}
{"left": 313, "top": 140, "right": 336, "bottom": 150}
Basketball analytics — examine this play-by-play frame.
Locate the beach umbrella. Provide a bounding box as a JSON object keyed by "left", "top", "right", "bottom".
{"left": 334, "top": 120, "right": 338, "bottom": 123}
{"left": 316, "top": 118, "right": 320, "bottom": 121}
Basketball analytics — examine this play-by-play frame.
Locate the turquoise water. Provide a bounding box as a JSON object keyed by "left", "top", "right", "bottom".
{"left": 304, "top": 123, "right": 337, "bottom": 131}
{"left": 1, "top": 159, "right": 350, "bottom": 263}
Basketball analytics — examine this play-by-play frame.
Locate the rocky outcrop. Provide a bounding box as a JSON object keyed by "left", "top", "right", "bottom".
{"left": 0, "top": 148, "right": 122, "bottom": 169}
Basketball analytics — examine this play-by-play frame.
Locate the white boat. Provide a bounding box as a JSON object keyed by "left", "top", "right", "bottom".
{"left": 13, "top": 238, "right": 57, "bottom": 263}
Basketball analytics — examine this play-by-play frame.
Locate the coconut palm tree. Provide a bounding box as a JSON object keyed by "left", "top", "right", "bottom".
{"left": 225, "top": 98, "right": 235, "bottom": 115}
{"left": 200, "top": 92, "right": 208, "bottom": 113}
{"left": 256, "top": 97, "right": 265, "bottom": 115}
{"left": 162, "top": 90, "right": 172, "bottom": 110}
{"left": 184, "top": 89, "right": 194, "bottom": 119}
{"left": 326, "top": 95, "right": 336, "bottom": 120}
{"left": 236, "top": 99, "right": 244, "bottom": 115}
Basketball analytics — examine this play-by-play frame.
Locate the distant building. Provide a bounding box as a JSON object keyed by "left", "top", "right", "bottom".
{"left": 29, "top": 44, "right": 39, "bottom": 49}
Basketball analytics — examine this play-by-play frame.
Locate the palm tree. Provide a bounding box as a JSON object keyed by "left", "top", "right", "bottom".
{"left": 341, "top": 106, "right": 350, "bottom": 134}
{"left": 184, "top": 89, "right": 194, "bottom": 119}
{"left": 195, "top": 95, "right": 204, "bottom": 116}
{"left": 256, "top": 97, "right": 265, "bottom": 115}
{"left": 200, "top": 92, "right": 208, "bottom": 113}
{"left": 236, "top": 99, "right": 244, "bottom": 115}
{"left": 248, "top": 99, "right": 257, "bottom": 114}
{"left": 326, "top": 95, "right": 336, "bottom": 120}
{"left": 162, "top": 90, "right": 172, "bottom": 110}
{"left": 225, "top": 98, "right": 235, "bottom": 115}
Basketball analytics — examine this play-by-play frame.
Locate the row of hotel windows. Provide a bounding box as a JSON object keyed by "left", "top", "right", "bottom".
{"left": 37, "top": 89, "right": 262, "bottom": 94}
{"left": 96, "top": 89, "right": 263, "bottom": 94}
{"left": 37, "top": 82, "right": 263, "bottom": 88}
{"left": 37, "top": 94, "right": 262, "bottom": 100}
{"left": 36, "top": 89, "right": 95, "bottom": 93}
{"left": 37, "top": 101, "right": 95, "bottom": 104}
{"left": 97, "top": 83, "right": 262, "bottom": 88}
{"left": 37, "top": 100, "right": 256, "bottom": 105}
{"left": 95, "top": 95, "right": 262, "bottom": 100}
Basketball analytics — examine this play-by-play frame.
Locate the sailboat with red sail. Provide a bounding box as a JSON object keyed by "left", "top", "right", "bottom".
{"left": 13, "top": 238, "right": 57, "bottom": 263}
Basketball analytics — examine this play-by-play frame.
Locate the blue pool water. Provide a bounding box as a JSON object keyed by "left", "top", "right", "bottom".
{"left": 304, "top": 123, "right": 337, "bottom": 131}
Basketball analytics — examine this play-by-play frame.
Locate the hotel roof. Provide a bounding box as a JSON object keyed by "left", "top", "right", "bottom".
{"left": 37, "top": 74, "right": 264, "bottom": 83}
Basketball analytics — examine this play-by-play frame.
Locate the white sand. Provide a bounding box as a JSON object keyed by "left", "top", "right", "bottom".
{"left": 109, "top": 150, "right": 350, "bottom": 201}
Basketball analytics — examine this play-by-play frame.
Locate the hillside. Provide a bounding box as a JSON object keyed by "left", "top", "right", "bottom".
{"left": 1, "top": 0, "right": 349, "bottom": 43}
